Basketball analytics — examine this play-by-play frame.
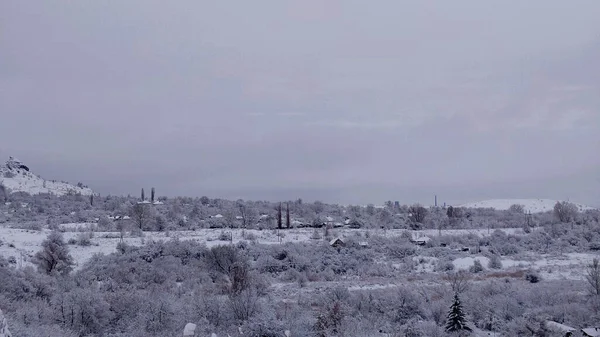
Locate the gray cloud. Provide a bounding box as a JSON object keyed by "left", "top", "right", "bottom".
{"left": 1, "top": 0, "right": 599, "bottom": 206}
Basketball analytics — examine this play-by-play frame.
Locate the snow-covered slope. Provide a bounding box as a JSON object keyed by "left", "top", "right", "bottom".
{"left": 459, "top": 198, "right": 596, "bottom": 213}
{"left": 0, "top": 157, "right": 92, "bottom": 196}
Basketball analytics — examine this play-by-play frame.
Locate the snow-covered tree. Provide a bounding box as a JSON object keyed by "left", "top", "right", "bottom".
{"left": 586, "top": 258, "right": 600, "bottom": 296}
{"left": 553, "top": 201, "right": 578, "bottom": 223}
{"left": 408, "top": 204, "right": 428, "bottom": 225}
{"left": 33, "top": 231, "right": 74, "bottom": 276}
{"left": 445, "top": 293, "right": 472, "bottom": 334}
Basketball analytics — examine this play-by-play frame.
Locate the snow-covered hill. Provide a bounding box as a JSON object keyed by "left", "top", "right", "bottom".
{"left": 0, "top": 156, "right": 93, "bottom": 196}
{"left": 459, "top": 198, "right": 596, "bottom": 213}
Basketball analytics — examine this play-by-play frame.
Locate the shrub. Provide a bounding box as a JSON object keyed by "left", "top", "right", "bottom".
{"left": 488, "top": 255, "right": 503, "bottom": 269}
{"left": 525, "top": 271, "right": 541, "bottom": 283}
{"left": 219, "top": 231, "right": 232, "bottom": 241}
{"left": 311, "top": 229, "right": 322, "bottom": 240}
{"left": 33, "top": 231, "right": 74, "bottom": 275}
{"left": 469, "top": 259, "right": 484, "bottom": 273}
{"left": 435, "top": 260, "right": 455, "bottom": 272}
{"left": 389, "top": 243, "right": 417, "bottom": 258}
{"left": 76, "top": 232, "right": 93, "bottom": 246}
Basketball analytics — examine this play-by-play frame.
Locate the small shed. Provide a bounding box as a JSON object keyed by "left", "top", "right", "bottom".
{"left": 329, "top": 237, "right": 345, "bottom": 248}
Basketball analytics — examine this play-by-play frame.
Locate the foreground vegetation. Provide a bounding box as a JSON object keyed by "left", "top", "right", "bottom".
{"left": 0, "top": 192, "right": 599, "bottom": 336}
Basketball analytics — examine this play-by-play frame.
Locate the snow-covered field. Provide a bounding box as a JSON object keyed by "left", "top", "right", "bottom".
{"left": 459, "top": 198, "right": 596, "bottom": 213}
{"left": 1, "top": 224, "right": 597, "bottom": 283}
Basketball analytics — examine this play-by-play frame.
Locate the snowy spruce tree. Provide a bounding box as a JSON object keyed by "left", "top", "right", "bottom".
{"left": 445, "top": 293, "right": 472, "bottom": 335}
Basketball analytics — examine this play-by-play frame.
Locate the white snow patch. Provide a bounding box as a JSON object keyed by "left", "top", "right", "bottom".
{"left": 453, "top": 256, "right": 490, "bottom": 270}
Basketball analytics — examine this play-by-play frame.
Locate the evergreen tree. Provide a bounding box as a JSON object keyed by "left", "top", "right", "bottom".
{"left": 277, "top": 203, "right": 283, "bottom": 229}
{"left": 141, "top": 188, "right": 145, "bottom": 201}
{"left": 286, "top": 202, "right": 291, "bottom": 228}
{"left": 445, "top": 293, "right": 472, "bottom": 333}
{"left": 151, "top": 187, "right": 155, "bottom": 202}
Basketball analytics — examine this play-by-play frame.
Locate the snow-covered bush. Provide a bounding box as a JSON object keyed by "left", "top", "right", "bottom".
{"left": 488, "top": 255, "right": 503, "bottom": 269}
{"left": 469, "top": 259, "right": 484, "bottom": 273}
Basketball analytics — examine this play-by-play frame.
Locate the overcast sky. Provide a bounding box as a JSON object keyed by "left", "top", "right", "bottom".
{"left": 1, "top": 1, "right": 599, "bottom": 206}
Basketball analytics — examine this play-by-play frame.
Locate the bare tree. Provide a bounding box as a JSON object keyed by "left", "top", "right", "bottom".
{"left": 131, "top": 203, "right": 151, "bottom": 230}
{"left": 409, "top": 204, "right": 428, "bottom": 224}
{"left": 237, "top": 200, "right": 256, "bottom": 228}
{"left": 553, "top": 201, "right": 578, "bottom": 223}
{"left": 586, "top": 258, "right": 600, "bottom": 296}
{"left": 508, "top": 204, "right": 525, "bottom": 214}
{"left": 446, "top": 270, "right": 471, "bottom": 294}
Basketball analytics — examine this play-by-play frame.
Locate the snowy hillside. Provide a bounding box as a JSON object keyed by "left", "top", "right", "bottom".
{"left": 0, "top": 156, "right": 93, "bottom": 196}
{"left": 459, "top": 198, "right": 596, "bottom": 213}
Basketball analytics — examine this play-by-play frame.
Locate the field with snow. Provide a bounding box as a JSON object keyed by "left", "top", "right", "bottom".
{"left": 1, "top": 224, "right": 597, "bottom": 284}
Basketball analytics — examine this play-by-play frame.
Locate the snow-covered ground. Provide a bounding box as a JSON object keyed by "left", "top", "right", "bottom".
{"left": 1, "top": 224, "right": 597, "bottom": 283}
{"left": 451, "top": 253, "right": 600, "bottom": 281}
{"left": 0, "top": 225, "right": 529, "bottom": 270}
{"left": 459, "top": 198, "right": 596, "bottom": 213}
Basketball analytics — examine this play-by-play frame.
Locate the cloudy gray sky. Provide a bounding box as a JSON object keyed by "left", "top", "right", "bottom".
{"left": 1, "top": 1, "right": 599, "bottom": 206}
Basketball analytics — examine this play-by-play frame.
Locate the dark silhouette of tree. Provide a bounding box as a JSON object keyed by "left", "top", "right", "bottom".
{"left": 151, "top": 187, "right": 155, "bottom": 203}
{"left": 33, "top": 231, "right": 74, "bottom": 275}
{"left": 131, "top": 203, "right": 151, "bottom": 230}
{"left": 141, "top": 188, "right": 145, "bottom": 201}
{"left": 277, "top": 203, "right": 283, "bottom": 229}
{"left": 90, "top": 194, "right": 94, "bottom": 206}
{"left": 447, "top": 206, "right": 454, "bottom": 218}
{"left": 0, "top": 184, "right": 7, "bottom": 202}
{"left": 445, "top": 293, "right": 472, "bottom": 333}
{"left": 200, "top": 196, "right": 210, "bottom": 205}
{"left": 286, "top": 203, "right": 291, "bottom": 228}
{"left": 409, "top": 204, "right": 428, "bottom": 224}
